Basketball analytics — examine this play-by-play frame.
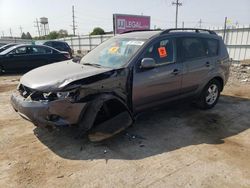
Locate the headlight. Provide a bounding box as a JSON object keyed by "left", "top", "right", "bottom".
{"left": 42, "top": 89, "right": 79, "bottom": 101}
{"left": 56, "top": 92, "right": 70, "bottom": 99}
{"left": 56, "top": 89, "right": 79, "bottom": 101}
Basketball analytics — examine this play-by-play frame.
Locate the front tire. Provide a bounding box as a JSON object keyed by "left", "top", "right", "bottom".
{"left": 197, "top": 79, "right": 221, "bottom": 109}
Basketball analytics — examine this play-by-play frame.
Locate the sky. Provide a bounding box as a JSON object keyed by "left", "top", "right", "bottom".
{"left": 0, "top": 0, "right": 249, "bottom": 37}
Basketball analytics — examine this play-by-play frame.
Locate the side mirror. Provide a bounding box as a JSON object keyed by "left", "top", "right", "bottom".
{"left": 140, "top": 58, "right": 156, "bottom": 69}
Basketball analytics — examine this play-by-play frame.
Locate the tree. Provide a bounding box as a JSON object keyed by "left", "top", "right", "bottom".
{"left": 21, "top": 32, "right": 27, "bottom": 39}
{"left": 46, "top": 31, "right": 59, "bottom": 39}
{"left": 33, "top": 29, "right": 69, "bottom": 40}
{"left": 58, "top": 29, "right": 68, "bottom": 38}
{"left": 90, "top": 27, "right": 105, "bottom": 35}
{"left": 26, "top": 32, "right": 32, "bottom": 39}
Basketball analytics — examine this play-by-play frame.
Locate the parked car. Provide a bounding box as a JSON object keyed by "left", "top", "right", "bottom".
{"left": 43, "top": 41, "right": 73, "bottom": 58}
{"left": 0, "top": 43, "right": 7, "bottom": 47}
{"left": 0, "top": 43, "right": 18, "bottom": 52}
{"left": 0, "top": 44, "right": 71, "bottom": 73}
{"left": 11, "top": 28, "right": 230, "bottom": 141}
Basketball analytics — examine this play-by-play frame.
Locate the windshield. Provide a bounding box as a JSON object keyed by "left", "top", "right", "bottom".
{"left": 80, "top": 37, "right": 145, "bottom": 68}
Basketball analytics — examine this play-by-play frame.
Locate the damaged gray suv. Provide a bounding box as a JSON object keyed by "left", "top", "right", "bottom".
{"left": 11, "top": 28, "right": 230, "bottom": 141}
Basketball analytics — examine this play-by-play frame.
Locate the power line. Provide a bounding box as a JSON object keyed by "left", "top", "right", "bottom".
{"left": 223, "top": 17, "right": 227, "bottom": 41}
{"left": 172, "top": 0, "right": 182, "bottom": 28}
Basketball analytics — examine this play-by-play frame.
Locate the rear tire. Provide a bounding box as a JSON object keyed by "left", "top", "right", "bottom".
{"left": 196, "top": 79, "right": 221, "bottom": 110}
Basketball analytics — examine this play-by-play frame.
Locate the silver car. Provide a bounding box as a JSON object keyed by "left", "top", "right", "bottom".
{"left": 11, "top": 28, "right": 230, "bottom": 141}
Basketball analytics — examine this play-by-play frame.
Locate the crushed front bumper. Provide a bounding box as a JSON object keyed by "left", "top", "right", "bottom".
{"left": 11, "top": 92, "right": 87, "bottom": 127}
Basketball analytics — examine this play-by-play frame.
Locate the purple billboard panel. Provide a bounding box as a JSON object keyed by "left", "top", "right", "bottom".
{"left": 113, "top": 14, "right": 151, "bottom": 34}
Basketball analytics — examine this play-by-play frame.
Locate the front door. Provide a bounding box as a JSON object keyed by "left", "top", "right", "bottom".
{"left": 4, "top": 46, "right": 33, "bottom": 71}
{"left": 132, "top": 37, "right": 183, "bottom": 112}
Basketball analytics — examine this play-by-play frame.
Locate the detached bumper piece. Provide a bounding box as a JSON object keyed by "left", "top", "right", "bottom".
{"left": 88, "top": 111, "right": 133, "bottom": 142}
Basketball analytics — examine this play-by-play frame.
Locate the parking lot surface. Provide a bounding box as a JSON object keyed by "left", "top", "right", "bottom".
{"left": 0, "top": 72, "right": 250, "bottom": 188}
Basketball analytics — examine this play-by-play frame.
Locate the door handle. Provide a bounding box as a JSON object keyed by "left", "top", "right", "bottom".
{"left": 171, "top": 69, "right": 180, "bottom": 75}
{"left": 205, "top": 62, "right": 210, "bottom": 67}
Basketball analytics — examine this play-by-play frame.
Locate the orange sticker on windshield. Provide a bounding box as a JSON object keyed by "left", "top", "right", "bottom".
{"left": 109, "top": 47, "right": 119, "bottom": 54}
{"left": 158, "top": 47, "right": 167, "bottom": 58}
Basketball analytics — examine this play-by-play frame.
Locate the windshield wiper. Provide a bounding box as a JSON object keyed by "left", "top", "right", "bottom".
{"left": 82, "top": 63, "right": 102, "bottom": 68}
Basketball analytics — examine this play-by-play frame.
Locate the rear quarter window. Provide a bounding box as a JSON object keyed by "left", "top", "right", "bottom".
{"left": 206, "top": 39, "right": 219, "bottom": 57}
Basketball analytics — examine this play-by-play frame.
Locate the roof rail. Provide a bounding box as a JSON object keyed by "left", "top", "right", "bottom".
{"left": 160, "top": 28, "right": 216, "bottom": 35}
{"left": 121, "top": 29, "right": 158, "bottom": 34}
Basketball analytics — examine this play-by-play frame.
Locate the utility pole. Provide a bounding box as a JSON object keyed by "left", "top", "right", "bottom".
{"left": 182, "top": 21, "right": 184, "bottom": 28}
{"left": 198, "top": 19, "right": 202, "bottom": 28}
{"left": 1, "top": 31, "right": 4, "bottom": 37}
{"left": 34, "top": 18, "right": 41, "bottom": 37}
{"left": 72, "top": 5, "right": 77, "bottom": 36}
{"left": 9, "top": 28, "right": 13, "bottom": 38}
{"left": 223, "top": 17, "right": 227, "bottom": 42}
{"left": 19, "top": 26, "right": 23, "bottom": 37}
{"left": 172, "top": 0, "right": 182, "bottom": 28}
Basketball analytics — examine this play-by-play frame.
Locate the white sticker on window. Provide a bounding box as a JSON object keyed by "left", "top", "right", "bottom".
{"left": 126, "top": 41, "right": 145, "bottom": 46}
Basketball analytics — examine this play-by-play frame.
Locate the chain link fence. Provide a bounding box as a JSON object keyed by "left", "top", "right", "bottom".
{"left": 1, "top": 27, "right": 250, "bottom": 60}
{"left": 214, "top": 26, "right": 250, "bottom": 61}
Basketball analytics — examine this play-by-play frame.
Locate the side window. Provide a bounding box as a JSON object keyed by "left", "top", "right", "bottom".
{"left": 44, "top": 42, "right": 52, "bottom": 46}
{"left": 54, "top": 43, "right": 65, "bottom": 51}
{"left": 32, "top": 46, "right": 52, "bottom": 54}
{"left": 206, "top": 39, "right": 219, "bottom": 57}
{"left": 32, "top": 47, "right": 46, "bottom": 54}
{"left": 143, "top": 38, "right": 174, "bottom": 64}
{"left": 45, "top": 47, "right": 53, "bottom": 54}
{"left": 10, "top": 47, "right": 27, "bottom": 55}
{"left": 180, "top": 37, "right": 207, "bottom": 61}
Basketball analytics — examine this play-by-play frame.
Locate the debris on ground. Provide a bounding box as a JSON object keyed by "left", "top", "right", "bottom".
{"left": 229, "top": 62, "right": 250, "bottom": 85}
{"left": 124, "top": 132, "right": 146, "bottom": 140}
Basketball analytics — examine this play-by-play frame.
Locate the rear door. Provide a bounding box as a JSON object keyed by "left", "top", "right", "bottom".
{"left": 133, "top": 37, "right": 183, "bottom": 112}
{"left": 47, "top": 49, "right": 68, "bottom": 63}
{"left": 177, "top": 37, "right": 216, "bottom": 95}
{"left": 29, "top": 46, "right": 52, "bottom": 68}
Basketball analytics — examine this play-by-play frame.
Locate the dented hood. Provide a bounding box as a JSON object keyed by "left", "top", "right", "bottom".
{"left": 20, "top": 60, "right": 113, "bottom": 91}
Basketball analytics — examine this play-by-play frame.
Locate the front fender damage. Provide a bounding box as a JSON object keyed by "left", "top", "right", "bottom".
{"left": 69, "top": 67, "right": 134, "bottom": 141}
{"left": 78, "top": 94, "right": 133, "bottom": 142}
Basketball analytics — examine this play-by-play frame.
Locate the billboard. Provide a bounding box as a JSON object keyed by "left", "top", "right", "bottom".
{"left": 113, "top": 14, "right": 151, "bottom": 34}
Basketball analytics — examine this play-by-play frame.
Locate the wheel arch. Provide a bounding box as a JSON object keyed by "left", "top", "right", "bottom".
{"left": 212, "top": 76, "right": 224, "bottom": 91}
{"left": 77, "top": 93, "right": 133, "bottom": 140}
